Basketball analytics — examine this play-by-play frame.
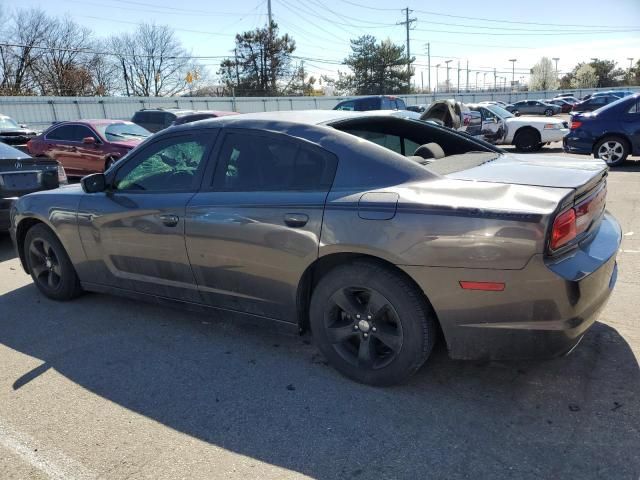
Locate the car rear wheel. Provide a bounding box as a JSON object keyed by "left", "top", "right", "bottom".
{"left": 309, "top": 261, "right": 436, "bottom": 386}
{"left": 25, "top": 224, "right": 82, "bottom": 301}
{"left": 513, "top": 128, "right": 541, "bottom": 152}
{"left": 594, "top": 137, "right": 628, "bottom": 167}
{"left": 544, "top": 109, "right": 554, "bottom": 116}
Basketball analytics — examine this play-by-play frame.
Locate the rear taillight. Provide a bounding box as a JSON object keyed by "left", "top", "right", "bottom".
{"left": 550, "top": 208, "right": 577, "bottom": 250}
{"left": 57, "top": 164, "right": 68, "bottom": 184}
{"left": 550, "top": 185, "right": 606, "bottom": 251}
{"left": 26, "top": 139, "right": 33, "bottom": 151}
{"left": 570, "top": 120, "right": 582, "bottom": 130}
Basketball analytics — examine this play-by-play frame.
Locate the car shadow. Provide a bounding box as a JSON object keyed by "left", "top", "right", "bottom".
{"left": 0, "top": 284, "right": 638, "bottom": 478}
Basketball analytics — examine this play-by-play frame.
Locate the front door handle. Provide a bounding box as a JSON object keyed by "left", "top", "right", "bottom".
{"left": 283, "top": 213, "right": 309, "bottom": 228}
{"left": 159, "top": 214, "right": 179, "bottom": 227}
{"left": 70, "top": 146, "right": 77, "bottom": 152}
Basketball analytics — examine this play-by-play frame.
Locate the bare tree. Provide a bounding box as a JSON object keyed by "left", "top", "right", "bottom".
{"left": 0, "top": 8, "right": 54, "bottom": 94}
{"left": 111, "top": 24, "right": 194, "bottom": 97}
{"left": 529, "top": 57, "right": 558, "bottom": 91}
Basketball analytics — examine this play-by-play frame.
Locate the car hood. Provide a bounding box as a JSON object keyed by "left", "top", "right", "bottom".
{"left": 446, "top": 153, "right": 607, "bottom": 191}
{"left": 109, "top": 139, "right": 144, "bottom": 149}
{"left": 506, "top": 116, "right": 565, "bottom": 126}
{"left": 0, "top": 127, "right": 36, "bottom": 135}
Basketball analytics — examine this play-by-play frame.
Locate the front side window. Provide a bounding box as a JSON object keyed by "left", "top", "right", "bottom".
{"left": 75, "top": 126, "right": 99, "bottom": 142}
{"left": 113, "top": 135, "right": 209, "bottom": 192}
{"left": 212, "top": 132, "right": 337, "bottom": 192}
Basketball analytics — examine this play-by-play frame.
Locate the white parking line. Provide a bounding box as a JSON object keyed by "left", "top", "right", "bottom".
{"left": 0, "top": 420, "right": 95, "bottom": 480}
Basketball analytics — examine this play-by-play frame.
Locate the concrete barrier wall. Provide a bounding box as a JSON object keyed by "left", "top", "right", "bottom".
{"left": 1, "top": 87, "right": 637, "bottom": 130}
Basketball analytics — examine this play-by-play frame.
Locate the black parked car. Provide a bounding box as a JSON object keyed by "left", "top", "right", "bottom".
{"left": 132, "top": 109, "right": 238, "bottom": 133}
{"left": 333, "top": 95, "right": 407, "bottom": 111}
{"left": 0, "top": 142, "right": 66, "bottom": 231}
{"left": 0, "top": 114, "right": 37, "bottom": 148}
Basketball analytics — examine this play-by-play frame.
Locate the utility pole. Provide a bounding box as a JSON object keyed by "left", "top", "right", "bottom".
{"left": 509, "top": 59, "right": 517, "bottom": 91}
{"left": 457, "top": 61, "right": 460, "bottom": 94}
{"left": 426, "top": 42, "right": 431, "bottom": 92}
{"left": 628, "top": 57, "right": 634, "bottom": 84}
{"left": 552, "top": 57, "right": 560, "bottom": 78}
{"left": 267, "top": 0, "right": 275, "bottom": 94}
{"left": 234, "top": 47, "right": 240, "bottom": 88}
{"left": 435, "top": 63, "right": 440, "bottom": 94}
{"left": 398, "top": 8, "right": 416, "bottom": 90}
{"left": 466, "top": 60, "right": 469, "bottom": 93}
{"left": 483, "top": 72, "right": 487, "bottom": 92}
{"left": 475, "top": 71, "right": 479, "bottom": 91}
{"left": 494, "top": 68, "right": 497, "bottom": 91}
{"left": 420, "top": 71, "right": 424, "bottom": 92}
{"left": 445, "top": 60, "right": 452, "bottom": 93}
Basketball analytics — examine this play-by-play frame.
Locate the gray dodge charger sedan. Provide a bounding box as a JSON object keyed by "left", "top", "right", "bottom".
{"left": 10, "top": 110, "right": 621, "bottom": 385}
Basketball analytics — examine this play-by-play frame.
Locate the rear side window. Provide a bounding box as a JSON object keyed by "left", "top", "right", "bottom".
{"left": 355, "top": 97, "right": 380, "bottom": 111}
{"left": 335, "top": 101, "right": 355, "bottom": 111}
{"left": 381, "top": 97, "right": 396, "bottom": 109}
{"left": 212, "top": 132, "right": 337, "bottom": 192}
{"left": 628, "top": 100, "right": 640, "bottom": 114}
{"left": 396, "top": 98, "right": 406, "bottom": 109}
{"left": 132, "top": 111, "right": 151, "bottom": 123}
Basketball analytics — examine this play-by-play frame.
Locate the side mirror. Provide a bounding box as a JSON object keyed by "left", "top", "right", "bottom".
{"left": 81, "top": 173, "right": 106, "bottom": 193}
{"left": 82, "top": 136, "right": 96, "bottom": 145}
{"left": 20, "top": 124, "right": 28, "bottom": 128}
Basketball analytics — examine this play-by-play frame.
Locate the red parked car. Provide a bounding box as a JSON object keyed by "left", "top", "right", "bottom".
{"left": 27, "top": 120, "right": 151, "bottom": 177}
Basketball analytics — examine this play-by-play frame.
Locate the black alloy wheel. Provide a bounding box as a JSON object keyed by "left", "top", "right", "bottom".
{"left": 325, "top": 286, "right": 403, "bottom": 370}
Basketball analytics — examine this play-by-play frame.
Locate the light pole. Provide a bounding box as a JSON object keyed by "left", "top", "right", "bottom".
{"left": 445, "top": 60, "right": 452, "bottom": 93}
{"left": 435, "top": 64, "right": 440, "bottom": 94}
{"left": 483, "top": 72, "right": 487, "bottom": 91}
{"left": 475, "top": 71, "right": 479, "bottom": 91}
{"left": 628, "top": 57, "right": 634, "bottom": 84}
{"left": 552, "top": 57, "right": 560, "bottom": 78}
{"left": 509, "top": 59, "right": 517, "bottom": 91}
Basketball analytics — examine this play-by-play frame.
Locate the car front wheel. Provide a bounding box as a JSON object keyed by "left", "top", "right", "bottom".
{"left": 310, "top": 261, "right": 436, "bottom": 386}
{"left": 25, "top": 224, "right": 83, "bottom": 301}
{"left": 544, "top": 109, "right": 554, "bottom": 116}
{"left": 513, "top": 128, "right": 541, "bottom": 152}
{"left": 594, "top": 137, "right": 628, "bottom": 167}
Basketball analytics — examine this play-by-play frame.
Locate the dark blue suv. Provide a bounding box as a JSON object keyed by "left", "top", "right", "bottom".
{"left": 564, "top": 93, "right": 640, "bottom": 166}
{"left": 333, "top": 95, "right": 407, "bottom": 111}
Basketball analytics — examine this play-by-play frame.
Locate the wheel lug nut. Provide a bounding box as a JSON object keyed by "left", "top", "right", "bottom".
{"left": 372, "top": 327, "right": 377, "bottom": 332}
{"left": 367, "top": 315, "right": 371, "bottom": 320}
{"left": 356, "top": 314, "right": 360, "bottom": 319}
{"left": 354, "top": 325, "right": 359, "bottom": 330}
{"left": 363, "top": 333, "right": 368, "bottom": 338}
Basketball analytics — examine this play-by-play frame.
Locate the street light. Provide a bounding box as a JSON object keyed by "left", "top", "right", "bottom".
{"left": 509, "top": 59, "right": 517, "bottom": 90}
{"left": 483, "top": 72, "right": 487, "bottom": 91}
{"left": 445, "top": 60, "right": 452, "bottom": 93}
{"left": 552, "top": 57, "right": 560, "bottom": 78}
{"left": 475, "top": 71, "right": 479, "bottom": 91}
{"left": 435, "top": 63, "right": 441, "bottom": 94}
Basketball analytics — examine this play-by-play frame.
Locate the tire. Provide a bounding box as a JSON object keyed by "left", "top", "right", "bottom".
{"left": 594, "top": 136, "right": 628, "bottom": 167}
{"left": 513, "top": 128, "right": 541, "bottom": 153}
{"left": 24, "top": 224, "right": 82, "bottom": 301}
{"left": 309, "top": 260, "right": 437, "bottom": 386}
{"left": 544, "top": 109, "right": 553, "bottom": 116}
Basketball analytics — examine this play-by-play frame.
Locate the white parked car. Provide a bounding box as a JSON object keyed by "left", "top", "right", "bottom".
{"left": 466, "top": 103, "right": 569, "bottom": 152}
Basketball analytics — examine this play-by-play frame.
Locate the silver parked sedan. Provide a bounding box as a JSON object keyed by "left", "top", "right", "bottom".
{"left": 10, "top": 111, "right": 620, "bottom": 385}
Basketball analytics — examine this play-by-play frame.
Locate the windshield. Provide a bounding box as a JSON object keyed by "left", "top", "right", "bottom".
{"left": 485, "top": 104, "right": 514, "bottom": 119}
{"left": 98, "top": 122, "right": 151, "bottom": 141}
{"left": 0, "top": 116, "right": 20, "bottom": 129}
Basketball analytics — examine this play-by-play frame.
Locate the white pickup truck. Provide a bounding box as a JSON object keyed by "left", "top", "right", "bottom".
{"left": 465, "top": 103, "right": 570, "bottom": 152}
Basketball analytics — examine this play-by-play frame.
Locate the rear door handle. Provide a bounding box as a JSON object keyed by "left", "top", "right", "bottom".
{"left": 283, "top": 213, "right": 309, "bottom": 228}
{"left": 69, "top": 146, "right": 77, "bottom": 152}
{"left": 159, "top": 214, "right": 179, "bottom": 227}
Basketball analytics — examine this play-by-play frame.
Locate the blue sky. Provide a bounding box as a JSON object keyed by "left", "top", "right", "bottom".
{"left": 4, "top": 0, "right": 640, "bottom": 89}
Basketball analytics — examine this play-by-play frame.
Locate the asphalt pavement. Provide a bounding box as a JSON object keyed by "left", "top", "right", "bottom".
{"left": 0, "top": 150, "right": 639, "bottom": 480}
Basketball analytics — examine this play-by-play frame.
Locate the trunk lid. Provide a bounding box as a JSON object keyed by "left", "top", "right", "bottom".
{"left": 0, "top": 156, "right": 60, "bottom": 197}
{"left": 444, "top": 153, "right": 607, "bottom": 195}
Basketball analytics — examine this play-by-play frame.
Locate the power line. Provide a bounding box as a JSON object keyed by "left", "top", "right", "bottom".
{"left": 337, "top": 0, "right": 639, "bottom": 29}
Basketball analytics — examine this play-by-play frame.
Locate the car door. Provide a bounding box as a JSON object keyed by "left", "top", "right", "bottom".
{"left": 185, "top": 129, "right": 338, "bottom": 321}
{"left": 70, "top": 124, "right": 103, "bottom": 175}
{"left": 77, "top": 130, "right": 215, "bottom": 302}
{"left": 479, "top": 107, "right": 503, "bottom": 142}
{"left": 42, "top": 124, "right": 78, "bottom": 174}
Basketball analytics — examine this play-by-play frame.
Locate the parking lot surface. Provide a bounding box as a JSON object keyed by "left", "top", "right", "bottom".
{"left": 0, "top": 150, "right": 639, "bottom": 480}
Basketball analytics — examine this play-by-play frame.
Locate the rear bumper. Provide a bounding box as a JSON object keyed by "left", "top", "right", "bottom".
{"left": 541, "top": 128, "right": 569, "bottom": 143}
{"left": 563, "top": 132, "right": 595, "bottom": 155}
{"left": 401, "top": 212, "right": 621, "bottom": 360}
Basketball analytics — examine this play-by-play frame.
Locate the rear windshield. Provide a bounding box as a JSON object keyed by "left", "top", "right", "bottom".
{"left": 0, "top": 116, "right": 19, "bottom": 129}
{"left": 96, "top": 123, "right": 151, "bottom": 141}
{"left": 0, "top": 142, "right": 30, "bottom": 159}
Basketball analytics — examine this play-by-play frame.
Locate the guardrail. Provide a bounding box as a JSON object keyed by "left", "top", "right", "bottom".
{"left": 0, "top": 87, "right": 637, "bottom": 130}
